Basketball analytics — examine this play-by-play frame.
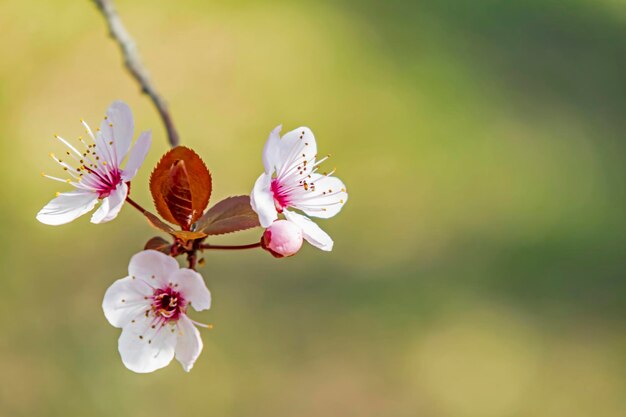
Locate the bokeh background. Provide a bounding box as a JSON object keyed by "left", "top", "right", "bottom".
{"left": 1, "top": 0, "right": 625, "bottom": 416}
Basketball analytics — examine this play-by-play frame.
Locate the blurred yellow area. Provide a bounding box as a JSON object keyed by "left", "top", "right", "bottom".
{"left": 0, "top": 0, "right": 624, "bottom": 416}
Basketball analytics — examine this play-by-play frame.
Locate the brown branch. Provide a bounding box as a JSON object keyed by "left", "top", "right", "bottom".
{"left": 187, "top": 251, "right": 198, "bottom": 270}
{"left": 91, "top": 0, "right": 180, "bottom": 147}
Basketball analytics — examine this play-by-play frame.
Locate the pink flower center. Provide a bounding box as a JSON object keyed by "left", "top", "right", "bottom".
{"left": 82, "top": 165, "right": 123, "bottom": 198}
{"left": 271, "top": 178, "right": 292, "bottom": 212}
{"left": 151, "top": 287, "right": 186, "bottom": 323}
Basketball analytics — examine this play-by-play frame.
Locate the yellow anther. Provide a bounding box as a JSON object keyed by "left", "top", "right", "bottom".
{"left": 102, "top": 161, "right": 107, "bottom": 166}
{"left": 65, "top": 179, "right": 71, "bottom": 183}
{"left": 55, "top": 192, "right": 61, "bottom": 197}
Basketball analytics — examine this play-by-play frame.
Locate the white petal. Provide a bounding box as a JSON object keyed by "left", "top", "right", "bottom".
{"left": 169, "top": 269, "right": 211, "bottom": 311}
{"left": 90, "top": 197, "right": 111, "bottom": 224}
{"left": 118, "top": 314, "right": 177, "bottom": 373}
{"left": 36, "top": 191, "right": 98, "bottom": 225}
{"left": 292, "top": 174, "right": 348, "bottom": 219}
{"left": 94, "top": 130, "right": 117, "bottom": 167}
{"left": 128, "top": 250, "right": 179, "bottom": 287}
{"left": 283, "top": 210, "right": 333, "bottom": 251}
{"left": 262, "top": 124, "right": 282, "bottom": 175}
{"left": 175, "top": 315, "right": 203, "bottom": 372}
{"left": 122, "top": 130, "right": 152, "bottom": 181}
{"left": 90, "top": 182, "right": 128, "bottom": 224}
{"left": 102, "top": 276, "right": 152, "bottom": 328}
{"left": 250, "top": 173, "right": 278, "bottom": 228}
{"left": 100, "top": 100, "right": 134, "bottom": 164}
{"left": 275, "top": 127, "right": 317, "bottom": 178}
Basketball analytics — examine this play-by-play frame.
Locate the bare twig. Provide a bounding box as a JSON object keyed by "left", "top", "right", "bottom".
{"left": 91, "top": 0, "right": 180, "bottom": 147}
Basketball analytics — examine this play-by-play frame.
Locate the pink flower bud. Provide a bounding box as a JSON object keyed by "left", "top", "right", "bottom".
{"left": 262, "top": 220, "right": 303, "bottom": 258}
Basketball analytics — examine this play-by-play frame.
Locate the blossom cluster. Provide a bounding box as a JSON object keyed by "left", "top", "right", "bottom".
{"left": 37, "top": 101, "right": 348, "bottom": 372}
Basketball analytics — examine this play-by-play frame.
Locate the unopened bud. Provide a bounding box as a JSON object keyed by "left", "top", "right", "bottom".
{"left": 262, "top": 220, "right": 303, "bottom": 258}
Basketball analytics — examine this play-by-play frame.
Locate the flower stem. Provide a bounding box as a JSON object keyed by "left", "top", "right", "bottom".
{"left": 125, "top": 196, "right": 148, "bottom": 214}
{"left": 199, "top": 242, "right": 262, "bottom": 250}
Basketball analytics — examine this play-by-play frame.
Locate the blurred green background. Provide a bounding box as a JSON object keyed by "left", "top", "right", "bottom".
{"left": 1, "top": 0, "right": 625, "bottom": 416}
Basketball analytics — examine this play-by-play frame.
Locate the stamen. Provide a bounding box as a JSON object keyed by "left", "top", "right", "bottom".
{"left": 81, "top": 119, "right": 97, "bottom": 142}
{"left": 49, "top": 153, "right": 81, "bottom": 176}
{"left": 54, "top": 134, "right": 82, "bottom": 157}
{"left": 189, "top": 319, "right": 213, "bottom": 329}
{"left": 42, "top": 173, "right": 70, "bottom": 183}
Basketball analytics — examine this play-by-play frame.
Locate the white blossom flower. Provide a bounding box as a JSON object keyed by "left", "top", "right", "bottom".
{"left": 102, "top": 250, "right": 211, "bottom": 373}
{"left": 251, "top": 125, "right": 348, "bottom": 251}
{"left": 36, "top": 101, "right": 151, "bottom": 225}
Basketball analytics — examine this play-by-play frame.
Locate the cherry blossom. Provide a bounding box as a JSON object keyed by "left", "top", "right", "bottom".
{"left": 36, "top": 101, "right": 151, "bottom": 225}
{"left": 251, "top": 125, "right": 348, "bottom": 251}
{"left": 102, "top": 250, "right": 212, "bottom": 373}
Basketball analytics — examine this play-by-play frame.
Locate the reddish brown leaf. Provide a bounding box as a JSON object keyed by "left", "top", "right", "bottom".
{"left": 144, "top": 236, "right": 171, "bottom": 254}
{"left": 143, "top": 211, "right": 175, "bottom": 234}
{"left": 172, "top": 230, "right": 208, "bottom": 242}
{"left": 150, "top": 146, "right": 212, "bottom": 230}
{"left": 162, "top": 160, "right": 194, "bottom": 228}
{"left": 141, "top": 208, "right": 206, "bottom": 247}
{"left": 195, "top": 195, "right": 261, "bottom": 236}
